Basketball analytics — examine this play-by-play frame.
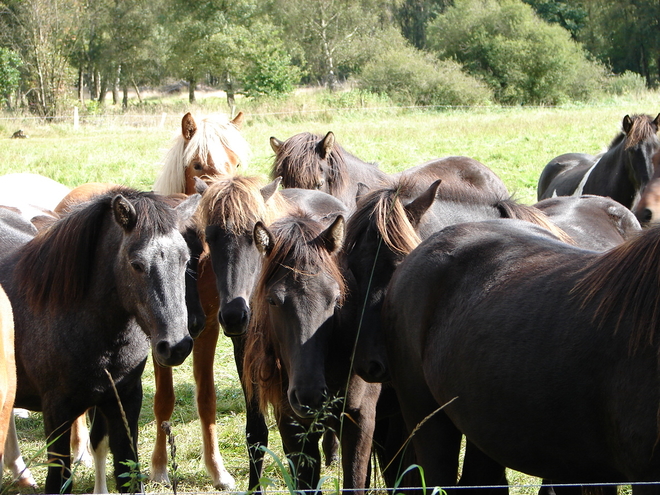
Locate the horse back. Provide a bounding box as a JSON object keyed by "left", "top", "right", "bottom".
{"left": 537, "top": 153, "right": 596, "bottom": 200}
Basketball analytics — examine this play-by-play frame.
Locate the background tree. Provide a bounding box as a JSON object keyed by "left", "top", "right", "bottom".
{"left": 395, "top": 0, "right": 451, "bottom": 49}
{"left": 0, "top": 0, "right": 79, "bottom": 116}
{"left": 0, "top": 47, "right": 22, "bottom": 108}
{"left": 427, "top": 0, "right": 606, "bottom": 104}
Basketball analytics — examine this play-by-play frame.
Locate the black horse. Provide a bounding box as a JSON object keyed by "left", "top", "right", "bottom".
{"left": 0, "top": 188, "right": 199, "bottom": 493}
{"left": 382, "top": 218, "right": 660, "bottom": 493}
{"left": 537, "top": 113, "right": 660, "bottom": 210}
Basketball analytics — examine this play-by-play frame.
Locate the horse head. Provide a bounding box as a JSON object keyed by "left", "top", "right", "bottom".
{"left": 250, "top": 214, "right": 346, "bottom": 418}
{"left": 621, "top": 113, "right": 660, "bottom": 208}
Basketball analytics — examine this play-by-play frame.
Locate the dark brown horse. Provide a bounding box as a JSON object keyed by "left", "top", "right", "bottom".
{"left": 245, "top": 210, "right": 380, "bottom": 492}
{"left": 537, "top": 113, "right": 660, "bottom": 210}
{"left": 0, "top": 188, "right": 199, "bottom": 493}
{"left": 534, "top": 195, "right": 641, "bottom": 251}
{"left": 270, "top": 131, "right": 509, "bottom": 210}
{"left": 194, "top": 174, "right": 348, "bottom": 490}
{"left": 381, "top": 218, "right": 660, "bottom": 492}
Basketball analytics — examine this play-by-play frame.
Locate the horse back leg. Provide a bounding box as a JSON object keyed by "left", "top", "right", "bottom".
{"left": 231, "top": 335, "right": 268, "bottom": 492}
{"left": 150, "top": 358, "right": 174, "bottom": 484}
{"left": 3, "top": 414, "right": 36, "bottom": 487}
{"left": 89, "top": 408, "right": 110, "bottom": 494}
{"left": 42, "top": 411, "right": 73, "bottom": 494}
{"left": 193, "top": 299, "right": 235, "bottom": 490}
{"left": 71, "top": 413, "right": 93, "bottom": 467}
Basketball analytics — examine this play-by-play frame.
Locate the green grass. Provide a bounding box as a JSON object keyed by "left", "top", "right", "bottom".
{"left": 0, "top": 89, "right": 657, "bottom": 493}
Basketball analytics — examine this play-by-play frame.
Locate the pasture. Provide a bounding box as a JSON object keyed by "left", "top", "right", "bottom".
{"left": 0, "top": 92, "right": 658, "bottom": 493}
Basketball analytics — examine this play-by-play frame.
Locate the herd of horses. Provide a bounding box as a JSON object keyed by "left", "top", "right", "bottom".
{"left": 0, "top": 110, "right": 660, "bottom": 494}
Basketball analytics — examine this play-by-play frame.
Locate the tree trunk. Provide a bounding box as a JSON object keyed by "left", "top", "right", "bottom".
{"left": 122, "top": 84, "right": 128, "bottom": 109}
{"left": 132, "top": 79, "right": 142, "bottom": 104}
{"left": 188, "top": 77, "right": 196, "bottom": 103}
{"left": 112, "top": 65, "right": 121, "bottom": 105}
{"left": 78, "top": 68, "right": 84, "bottom": 102}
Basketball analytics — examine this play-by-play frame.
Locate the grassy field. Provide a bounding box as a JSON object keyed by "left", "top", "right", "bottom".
{"left": 0, "top": 90, "right": 658, "bottom": 493}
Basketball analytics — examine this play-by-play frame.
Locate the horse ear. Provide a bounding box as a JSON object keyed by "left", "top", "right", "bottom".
{"left": 356, "top": 182, "right": 370, "bottom": 203}
{"left": 253, "top": 221, "right": 274, "bottom": 257}
{"left": 319, "top": 215, "right": 345, "bottom": 254}
{"left": 112, "top": 195, "right": 137, "bottom": 232}
{"left": 194, "top": 176, "right": 209, "bottom": 195}
{"left": 270, "top": 136, "right": 283, "bottom": 153}
{"left": 231, "top": 111, "right": 245, "bottom": 129}
{"left": 182, "top": 112, "right": 197, "bottom": 141}
{"left": 321, "top": 131, "right": 335, "bottom": 159}
{"left": 261, "top": 177, "right": 282, "bottom": 202}
{"left": 174, "top": 193, "right": 201, "bottom": 227}
{"left": 405, "top": 179, "right": 442, "bottom": 227}
{"left": 653, "top": 113, "right": 660, "bottom": 128}
{"left": 622, "top": 115, "right": 633, "bottom": 134}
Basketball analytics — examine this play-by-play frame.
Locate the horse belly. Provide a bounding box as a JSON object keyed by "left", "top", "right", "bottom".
{"left": 422, "top": 305, "right": 645, "bottom": 482}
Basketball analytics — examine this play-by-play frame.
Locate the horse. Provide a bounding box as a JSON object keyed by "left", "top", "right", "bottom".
{"left": 151, "top": 112, "right": 249, "bottom": 489}
{"left": 0, "top": 187, "right": 199, "bottom": 493}
{"left": 380, "top": 218, "right": 660, "bottom": 492}
{"left": 0, "top": 285, "right": 17, "bottom": 487}
{"left": 633, "top": 149, "right": 660, "bottom": 226}
{"left": 0, "top": 173, "right": 69, "bottom": 224}
{"left": 194, "top": 174, "right": 351, "bottom": 489}
{"left": 537, "top": 113, "right": 660, "bottom": 210}
{"left": 153, "top": 111, "right": 248, "bottom": 196}
{"left": 270, "top": 131, "right": 509, "bottom": 210}
{"left": 246, "top": 210, "right": 381, "bottom": 492}
{"left": 534, "top": 195, "right": 641, "bottom": 251}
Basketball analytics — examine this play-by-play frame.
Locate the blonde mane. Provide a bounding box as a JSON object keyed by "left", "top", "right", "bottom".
{"left": 154, "top": 114, "right": 250, "bottom": 195}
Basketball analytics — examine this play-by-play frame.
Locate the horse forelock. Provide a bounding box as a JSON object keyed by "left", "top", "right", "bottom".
{"left": 272, "top": 132, "right": 347, "bottom": 194}
{"left": 243, "top": 214, "right": 346, "bottom": 415}
{"left": 347, "top": 179, "right": 422, "bottom": 257}
{"left": 574, "top": 226, "right": 660, "bottom": 353}
{"left": 154, "top": 114, "right": 250, "bottom": 195}
{"left": 624, "top": 114, "right": 660, "bottom": 150}
{"left": 16, "top": 188, "right": 177, "bottom": 313}
{"left": 198, "top": 176, "right": 291, "bottom": 237}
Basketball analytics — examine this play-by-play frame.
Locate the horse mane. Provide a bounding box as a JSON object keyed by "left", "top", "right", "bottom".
{"left": 197, "top": 175, "right": 291, "bottom": 238}
{"left": 243, "top": 213, "right": 346, "bottom": 416}
{"left": 16, "top": 187, "right": 179, "bottom": 313}
{"left": 574, "top": 227, "right": 660, "bottom": 353}
{"left": 154, "top": 114, "right": 250, "bottom": 195}
{"left": 616, "top": 114, "right": 659, "bottom": 150}
{"left": 496, "top": 200, "right": 575, "bottom": 245}
{"left": 271, "top": 132, "right": 348, "bottom": 195}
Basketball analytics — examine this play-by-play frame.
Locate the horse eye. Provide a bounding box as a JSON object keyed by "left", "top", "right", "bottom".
{"left": 193, "top": 162, "right": 203, "bottom": 171}
{"left": 131, "top": 261, "right": 145, "bottom": 273}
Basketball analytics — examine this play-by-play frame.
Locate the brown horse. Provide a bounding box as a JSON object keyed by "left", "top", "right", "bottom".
{"left": 633, "top": 149, "right": 660, "bottom": 226}
{"left": 270, "top": 131, "right": 509, "bottom": 210}
{"left": 0, "top": 285, "right": 17, "bottom": 482}
{"left": 246, "top": 210, "right": 380, "bottom": 492}
{"left": 151, "top": 112, "right": 248, "bottom": 489}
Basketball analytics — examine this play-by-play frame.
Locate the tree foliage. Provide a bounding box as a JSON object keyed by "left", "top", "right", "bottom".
{"left": 428, "top": 0, "right": 607, "bottom": 105}
{"left": 0, "top": 47, "right": 22, "bottom": 107}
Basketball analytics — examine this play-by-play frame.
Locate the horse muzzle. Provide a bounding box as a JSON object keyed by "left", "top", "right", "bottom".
{"left": 219, "top": 297, "right": 251, "bottom": 337}
{"left": 153, "top": 335, "right": 194, "bottom": 367}
{"left": 288, "top": 384, "right": 329, "bottom": 419}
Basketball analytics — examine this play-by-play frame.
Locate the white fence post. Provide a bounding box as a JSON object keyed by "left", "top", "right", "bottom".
{"left": 159, "top": 113, "right": 167, "bottom": 128}
{"left": 73, "top": 106, "right": 79, "bottom": 130}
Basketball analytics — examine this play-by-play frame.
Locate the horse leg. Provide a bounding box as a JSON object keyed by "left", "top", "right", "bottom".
{"left": 193, "top": 314, "right": 235, "bottom": 490}
{"left": 3, "top": 414, "right": 36, "bottom": 487}
{"left": 89, "top": 407, "right": 110, "bottom": 494}
{"left": 231, "top": 335, "right": 268, "bottom": 492}
{"left": 338, "top": 378, "right": 380, "bottom": 493}
{"left": 459, "top": 440, "right": 508, "bottom": 495}
{"left": 276, "top": 413, "right": 322, "bottom": 490}
{"left": 150, "top": 358, "right": 174, "bottom": 484}
{"left": 101, "top": 381, "right": 143, "bottom": 494}
{"left": 42, "top": 410, "right": 73, "bottom": 494}
{"left": 71, "top": 413, "right": 93, "bottom": 467}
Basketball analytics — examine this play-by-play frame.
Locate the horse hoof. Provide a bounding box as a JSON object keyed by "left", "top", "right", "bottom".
{"left": 149, "top": 469, "right": 170, "bottom": 486}
{"left": 213, "top": 471, "right": 236, "bottom": 491}
{"left": 73, "top": 448, "right": 93, "bottom": 468}
{"left": 15, "top": 472, "right": 37, "bottom": 488}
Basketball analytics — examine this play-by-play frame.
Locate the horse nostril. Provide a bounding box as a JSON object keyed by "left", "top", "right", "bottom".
{"left": 365, "top": 360, "right": 388, "bottom": 383}
{"left": 155, "top": 336, "right": 193, "bottom": 366}
{"left": 642, "top": 208, "right": 653, "bottom": 224}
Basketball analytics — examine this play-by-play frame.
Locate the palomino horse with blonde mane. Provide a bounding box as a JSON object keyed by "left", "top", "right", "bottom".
{"left": 0, "top": 285, "right": 17, "bottom": 485}
{"left": 152, "top": 112, "right": 249, "bottom": 489}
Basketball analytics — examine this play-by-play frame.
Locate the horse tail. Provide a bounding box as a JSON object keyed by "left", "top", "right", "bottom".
{"left": 497, "top": 199, "right": 575, "bottom": 245}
